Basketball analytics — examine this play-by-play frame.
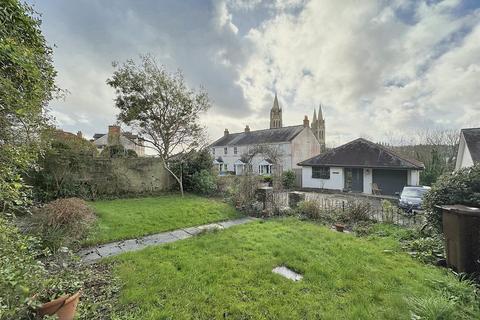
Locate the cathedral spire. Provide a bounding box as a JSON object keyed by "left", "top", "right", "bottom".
{"left": 270, "top": 93, "right": 282, "bottom": 129}
{"left": 312, "top": 108, "right": 317, "bottom": 123}
{"left": 318, "top": 104, "right": 323, "bottom": 120}
{"left": 272, "top": 93, "right": 280, "bottom": 111}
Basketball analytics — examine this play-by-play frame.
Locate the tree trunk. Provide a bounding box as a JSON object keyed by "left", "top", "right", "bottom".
{"left": 163, "top": 161, "right": 184, "bottom": 197}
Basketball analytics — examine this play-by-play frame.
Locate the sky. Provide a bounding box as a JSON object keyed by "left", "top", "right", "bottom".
{"left": 28, "top": 0, "right": 480, "bottom": 148}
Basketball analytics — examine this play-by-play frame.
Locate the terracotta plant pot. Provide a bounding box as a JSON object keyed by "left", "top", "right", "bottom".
{"left": 334, "top": 223, "right": 345, "bottom": 232}
{"left": 37, "top": 290, "right": 82, "bottom": 320}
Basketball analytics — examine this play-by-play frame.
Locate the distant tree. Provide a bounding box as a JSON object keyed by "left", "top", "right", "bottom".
{"left": 0, "top": 1, "right": 58, "bottom": 213}
{"left": 107, "top": 55, "right": 210, "bottom": 196}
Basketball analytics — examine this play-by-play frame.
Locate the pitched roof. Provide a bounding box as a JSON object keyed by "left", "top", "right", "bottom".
{"left": 93, "top": 133, "right": 105, "bottom": 139}
{"left": 462, "top": 127, "right": 480, "bottom": 163}
{"left": 298, "top": 138, "right": 424, "bottom": 169}
{"left": 210, "top": 125, "right": 305, "bottom": 147}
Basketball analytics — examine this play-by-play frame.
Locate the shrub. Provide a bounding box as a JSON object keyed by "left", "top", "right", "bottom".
{"left": 339, "top": 200, "right": 372, "bottom": 223}
{"left": 296, "top": 200, "right": 338, "bottom": 223}
{"left": 30, "top": 198, "right": 95, "bottom": 251}
{"left": 0, "top": 217, "right": 46, "bottom": 319}
{"left": 230, "top": 175, "right": 262, "bottom": 214}
{"left": 190, "top": 170, "right": 217, "bottom": 196}
{"left": 402, "top": 234, "right": 445, "bottom": 264}
{"left": 282, "top": 170, "right": 296, "bottom": 190}
{"left": 423, "top": 164, "right": 480, "bottom": 233}
{"left": 263, "top": 175, "right": 272, "bottom": 184}
{"left": 296, "top": 200, "right": 321, "bottom": 219}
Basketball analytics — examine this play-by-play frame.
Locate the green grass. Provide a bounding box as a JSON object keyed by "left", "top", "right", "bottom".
{"left": 84, "top": 194, "right": 241, "bottom": 246}
{"left": 111, "top": 218, "right": 478, "bottom": 319}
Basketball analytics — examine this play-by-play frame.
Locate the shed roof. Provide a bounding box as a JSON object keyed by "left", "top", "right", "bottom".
{"left": 298, "top": 138, "right": 424, "bottom": 170}
{"left": 210, "top": 125, "right": 305, "bottom": 147}
{"left": 462, "top": 128, "right": 480, "bottom": 163}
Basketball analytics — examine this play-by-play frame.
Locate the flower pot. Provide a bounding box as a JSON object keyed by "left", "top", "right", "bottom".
{"left": 37, "top": 290, "right": 81, "bottom": 320}
{"left": 334, "top": 223, "right": 345, "bottom": 232}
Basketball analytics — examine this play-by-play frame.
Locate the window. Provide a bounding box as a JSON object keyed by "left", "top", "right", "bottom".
{"left": 212, "top": 148, "right": 215, "bottom": 155}
{"left": 224, "top": 147, "right": 228, "bottom": 155}
{"left": 223, "top": 164, "right": 228, "bottom": 171}
{"left": 312, "top": 167, "right": 330, "bottom": 179}
{"left": 234, "top": 146, "right": 237, "bottom": 155}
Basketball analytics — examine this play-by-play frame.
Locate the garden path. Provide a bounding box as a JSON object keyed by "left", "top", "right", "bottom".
{"left": 78, "top": 216, "right": 257, "bottom": 263}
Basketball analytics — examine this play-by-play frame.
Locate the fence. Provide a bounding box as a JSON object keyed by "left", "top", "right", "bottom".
{"left": 269, "top": 190, "right": 425, "bottom": 228}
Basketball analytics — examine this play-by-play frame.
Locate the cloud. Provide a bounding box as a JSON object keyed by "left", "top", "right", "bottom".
{"left": 28, "top": 0, "right": 480, "bottom": 147}
{"left": 235, "top": 0, "right": 480, "bottom": 145}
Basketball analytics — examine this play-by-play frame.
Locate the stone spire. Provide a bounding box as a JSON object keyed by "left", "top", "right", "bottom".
{"left": 311, "top": 104, "right": 326, "bottom": 152}
{"left": 270, "top": 93, "right": 282, "bottom": 129}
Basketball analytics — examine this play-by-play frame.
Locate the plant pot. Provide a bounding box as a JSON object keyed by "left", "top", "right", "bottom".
{"left": 37, "top": 290, "right": 81, "bottom": 320}
{"left": 334, "top": 223, "right": 345, "bottom": 232}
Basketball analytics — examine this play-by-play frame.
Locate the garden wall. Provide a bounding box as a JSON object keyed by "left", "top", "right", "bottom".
{"left": 87, "top": 158, "right": 174, "bottom": 197}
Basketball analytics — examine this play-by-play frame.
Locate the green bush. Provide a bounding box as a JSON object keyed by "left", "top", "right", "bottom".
{"left": 423, "top": 164, "right": 480, "bottom": 232}
{"left": 263, "top": 175, "right": 272, "bottom": 184}
{"left": 0, "top": 217, "right": 46, "bottom": 319}
{"left": 402, "top": 235, "right": 445, "bottom": 264}
{"left": 282, "top": 170, "right": 296, "bottom": 189}
{"left": 30, "top": 198, "right": 96, "bottom": 251}
{"left": 190, "top": 170, "right": 217, "bottom": 196}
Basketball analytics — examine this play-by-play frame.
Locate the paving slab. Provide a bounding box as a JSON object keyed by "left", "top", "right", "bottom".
{"left": 169, "top": 229, "right": 191, "bottom": 240}
{"left": 141, "top": 232, "right": 178, "bottom": 245}
{"left": 197, "top": 223, "right": 223, "bottom": 231}
{"left": 183, "top": 226, "right": 201, "bottom": 235}
{"left": 79, "top": 250, "right": 102, "bottom": 262}
{"left": 79, "top": 216, "right": 258, "bottom": 263}
{"left": 118, "top": 239, "right": 142, "bottom": 251}
{"left": 272, "top": 266, "right": 303, "bottom": 281}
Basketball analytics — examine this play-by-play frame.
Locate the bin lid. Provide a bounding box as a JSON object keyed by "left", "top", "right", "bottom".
{"left": 437, "top": 204, "right": 480, "bottom": 217}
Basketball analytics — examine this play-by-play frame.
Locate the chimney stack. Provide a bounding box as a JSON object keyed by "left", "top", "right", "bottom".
{"left": 224, "top": 128, "right": 229, "bottom": 136}
{"left": 303, "top": 115, "right": 309, "bottom": 127}
{"left": 108, "top": 125, "right": 121, "bottom": 146}
{"left": 76, "top": 131, "right": 83, "bottom": 138}
{"left": 245, "top": 125, "right": 250, "bottom": 133}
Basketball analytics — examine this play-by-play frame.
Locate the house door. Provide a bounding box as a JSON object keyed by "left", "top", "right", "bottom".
{"left": 345, "top": 168, "right": 363, "bottom": 193}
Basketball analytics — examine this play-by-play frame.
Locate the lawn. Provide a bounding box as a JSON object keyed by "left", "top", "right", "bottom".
{"left": 111, "top": 218, "right": 478, "bottom": 319}
{"left": 84, "top": 194, "right": 241, "bottom": 246}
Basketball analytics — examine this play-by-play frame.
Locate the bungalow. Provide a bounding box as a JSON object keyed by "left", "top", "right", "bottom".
{"left": 455, "top": 128, "right": 480, "bottom": 170}
{"left": 298, "top": 138, "right": 424, "bottom": 196}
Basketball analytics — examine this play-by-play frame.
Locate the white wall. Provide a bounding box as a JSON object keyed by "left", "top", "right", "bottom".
{"left": 302, "top": 166, "right": 344, "bottom": 190}
{"left": 407, "top": 170, "right": 420, "bottom": 186}
{"left": 455, "top": 134, "right": 474, "bottom": 170}
{"left": 363, "top": 168, "right": 373, "bottom": 194}
{"left": 212, "top": 143, "right": 292, "bottom": 174}
{"left": 291, "top": 127, "right": 321, "bottom": 169}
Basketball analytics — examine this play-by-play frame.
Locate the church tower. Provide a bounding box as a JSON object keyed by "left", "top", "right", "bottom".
{"left": 270, "top": 93, "right": 282, "bottom": 129}
{"left": 311, "top": 104, "right": 326, "bottom": 151}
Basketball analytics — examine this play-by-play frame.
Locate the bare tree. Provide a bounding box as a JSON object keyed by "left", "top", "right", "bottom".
{"left": 107, "top": 55, "right": 210, "bottom": 196}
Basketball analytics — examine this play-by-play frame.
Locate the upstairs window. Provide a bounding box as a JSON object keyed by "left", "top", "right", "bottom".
{"left": 224, "top": 147, "right": 228, "bottom": 155}
{"left": 212, "top": 148, "right": 215, "bottom": 155}
{"left": 312, "top": 167, "right": 330, "bottom": 179}
{"left": 234, "top": 146, "right": 238, "bottom": 155}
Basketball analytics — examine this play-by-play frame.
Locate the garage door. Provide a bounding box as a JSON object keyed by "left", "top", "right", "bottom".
{"left": 372, "top": 169, "right": 407, "bottom": 196}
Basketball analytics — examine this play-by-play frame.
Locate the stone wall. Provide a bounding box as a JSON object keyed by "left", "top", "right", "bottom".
{"left": 85, "top": 157, "right": 173, "bottom": 197}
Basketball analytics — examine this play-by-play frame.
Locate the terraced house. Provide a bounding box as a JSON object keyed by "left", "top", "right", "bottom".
{"left": 210, "top": 94, "right": 323, "bottom": 175}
